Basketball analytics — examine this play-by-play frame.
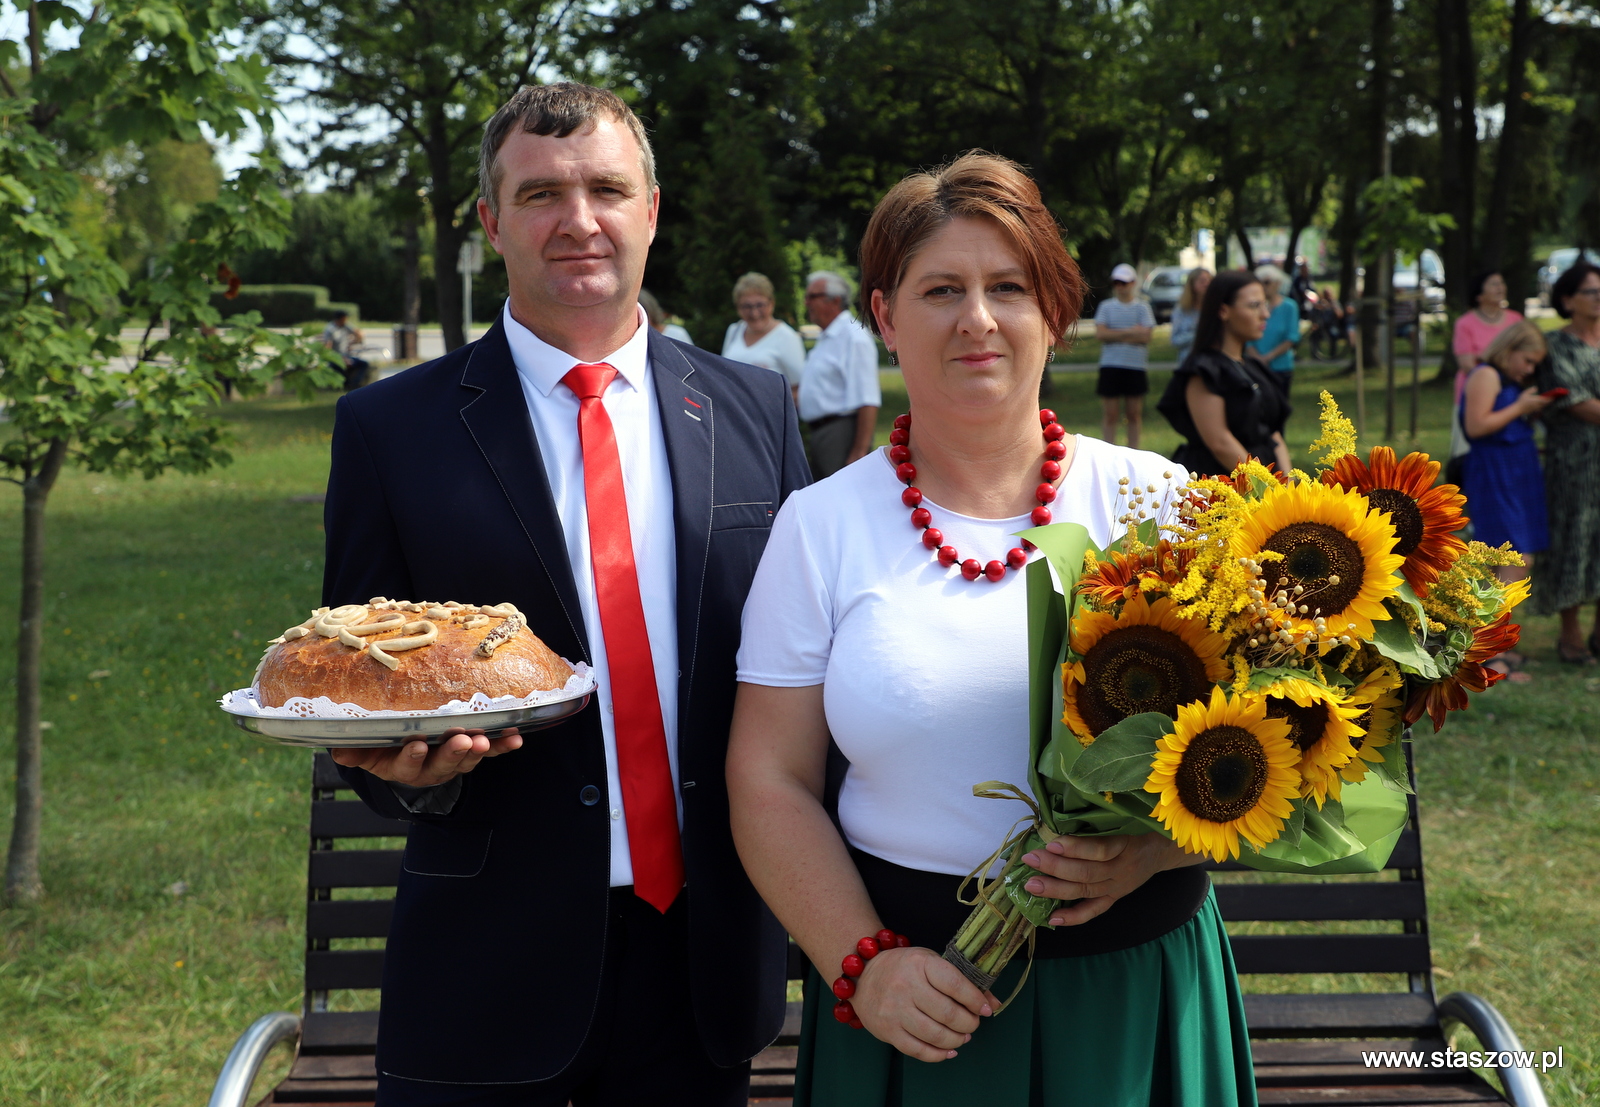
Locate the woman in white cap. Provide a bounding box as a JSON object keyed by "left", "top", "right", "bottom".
{"left": 1248, "top": 263, "right": 1299, "bottom": 390}
{"left": 1093, "top": 263, "right": 1156, "bottom": 447}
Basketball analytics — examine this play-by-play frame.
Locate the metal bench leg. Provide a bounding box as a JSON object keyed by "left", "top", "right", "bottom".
{"left": 1438, "top": 992, "right": 1550, "bottom": 1107}
{"left": 208, "top": 1011, "right": 302, "bottom": 1107}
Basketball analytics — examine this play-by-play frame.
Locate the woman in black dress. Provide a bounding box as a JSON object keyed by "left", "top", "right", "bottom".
{"left": 1157, "top": 270, "right": 1292, "bottom": 476}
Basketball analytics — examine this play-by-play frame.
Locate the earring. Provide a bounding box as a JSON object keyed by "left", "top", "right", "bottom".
{"left": 1046, "top": 349, "right": 1057, "bottom": 365}
{"left": 888, "top": 350, "right": 899, "bottom": 366}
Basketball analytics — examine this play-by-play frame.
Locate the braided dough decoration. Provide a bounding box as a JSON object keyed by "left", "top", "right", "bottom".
{"left": 255, "top": 599, "right": 573, "bottom": 711}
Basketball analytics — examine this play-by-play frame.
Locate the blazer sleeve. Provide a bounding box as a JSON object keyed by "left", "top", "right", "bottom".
{"left": 321, "top": 395, "right": 466, "bottom": 823}
{"left": 323, "top": 394, "right": 417, "bottom": 609}
{"left": 779, "top": 370, "right": 813, "bottom": 502}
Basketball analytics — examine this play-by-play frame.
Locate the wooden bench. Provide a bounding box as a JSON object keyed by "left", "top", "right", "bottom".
{"left": 210, "top": 749, "right": 1547, "bottom": 1107}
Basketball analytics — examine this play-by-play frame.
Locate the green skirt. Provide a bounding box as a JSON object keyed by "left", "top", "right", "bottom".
{"left": 792, "top": 891, "right": 1257, "bottom": 1107}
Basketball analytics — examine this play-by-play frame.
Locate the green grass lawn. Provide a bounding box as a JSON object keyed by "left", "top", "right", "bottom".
{"left": 1, "top": 367, "right": 1596, "bottom": 1103}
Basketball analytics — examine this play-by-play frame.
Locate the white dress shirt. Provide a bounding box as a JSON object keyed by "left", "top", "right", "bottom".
{"left": 798, "top": 311, "right": 882, "bottom": 422}
{"left": 502, "top": 301, "right": 681, "bottom": 889}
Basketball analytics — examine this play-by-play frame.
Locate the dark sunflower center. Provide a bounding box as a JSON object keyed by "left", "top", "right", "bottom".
{"left": 1078, "top": 625, "right": 1213, "bottom": 736}
{"left": 1261, "top": 522, "right": 1366, "bottom": 613}
{"left": 1365, "top": 488, "right": 1424, "bottom": 558}
{"left": 1266, "top": 697, "right": 1331, "bottom": 753}
{"left": 1174, "top": 725, "right": 1269, "bottom": 822}
{"left": 1349, "top": 705, "right": 1373, "bottom": 751}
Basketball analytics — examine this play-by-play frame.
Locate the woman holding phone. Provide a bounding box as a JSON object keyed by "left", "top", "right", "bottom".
{"left": 1460, "top": 321, "right": 1551, "bottom": 678}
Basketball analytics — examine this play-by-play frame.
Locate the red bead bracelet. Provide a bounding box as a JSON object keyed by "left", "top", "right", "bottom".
{"left": 896, "top": 410, "right": 1064, "bottom": 582}
{"left": 832, "top": 929, "right": 911, "bottom": 1029}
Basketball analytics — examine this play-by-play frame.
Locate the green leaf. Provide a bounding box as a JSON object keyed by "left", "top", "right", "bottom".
{"left": 1370, "top": 614, "right": 1439, "bottom": 679}
{"left": 1390, "top": 583, "right": 1429, "bottom": 643}
{"left": 1068, "top": 712, "right": 1172, "bottom": 794}
{"left": 1281, "top": 800, "right": 1307, "bottom": 848}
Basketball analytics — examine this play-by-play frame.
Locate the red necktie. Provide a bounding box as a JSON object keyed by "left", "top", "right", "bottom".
{"left": 562, "top": 362, "right": 684, "bottom": 913}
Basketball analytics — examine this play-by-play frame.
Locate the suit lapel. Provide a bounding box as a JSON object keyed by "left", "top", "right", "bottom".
{"left": 649, "top": 331, "right": 714, "bottom": 713}
{"left": 458, "top": 320, "right": 591, "bottom": 663}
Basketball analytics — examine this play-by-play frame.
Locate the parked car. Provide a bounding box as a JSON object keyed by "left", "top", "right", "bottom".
{"left": 1538, "top": 247, "right": 1600, "bottom": 306}
{"left": 1142, "top": 266, "right": 1188, "bottom": 323}
{"left": 1392, "top": 248, "right": 1445, "bottom": 313}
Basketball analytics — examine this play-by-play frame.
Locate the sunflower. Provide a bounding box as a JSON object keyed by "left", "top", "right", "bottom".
{"left": 1232, "top": 481, "right": 1405, "bottom": 645}
{"left": 1321, "top": 447, "right": 1468, "bottom": 597}
{"left": 1078, "top": 541, "right": 1185, "bottom": 607}
{"left": 1062, "top": 593, "right": 1233, "bottom": 746}
{"left": 1258, "top": 677, "right": 1364, "bottom": 805}
{"left": 1340, "top": 665, "right": 1404, "bottom": 785}
{"left": 1404, "top": 612, "right": 1522, "bottom": 732}
{"left": 1145, "top": 686, "right": 1301, "bottom": 862}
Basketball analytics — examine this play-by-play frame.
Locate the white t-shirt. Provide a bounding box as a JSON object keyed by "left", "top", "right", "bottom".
{"left": 736, "top": 437, "right": 1185, "bottom": 876}
{"left": 722, "top": 320, "right": 807, "bottom": 390}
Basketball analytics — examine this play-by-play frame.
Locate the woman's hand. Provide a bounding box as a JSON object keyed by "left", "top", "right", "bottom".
{"left": 1513, "top": 387, "right": 1553, "bottom": 416}
{"left": 849, "top": 946, "right": 996, "bottom": 1062}
{"left": 1020, "top": 833, "right": 1198, "bottom": 926}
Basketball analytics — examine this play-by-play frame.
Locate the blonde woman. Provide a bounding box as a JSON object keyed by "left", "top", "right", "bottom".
{"left": 722, "top": 271, "right": 807, "bottom": 401}
{"left": 1461, "top": 320, "right": 1551, "bottom": 677}
{"left": 1168, "top": 267, "right": 1211, "bottom": 365}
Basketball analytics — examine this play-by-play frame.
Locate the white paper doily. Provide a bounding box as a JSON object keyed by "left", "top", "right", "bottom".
{"left": 220, "top": 662, "right": 595, "bottom": 719}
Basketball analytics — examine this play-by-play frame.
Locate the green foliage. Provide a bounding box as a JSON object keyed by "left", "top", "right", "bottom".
{"left": 598, "top": 0, "right": 807, "bottom": 345}
{"left": 1359, "top": 177, "right": 1457, "bottom": 266}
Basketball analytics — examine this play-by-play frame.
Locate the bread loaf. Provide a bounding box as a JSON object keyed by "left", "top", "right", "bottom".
{"left": 255, "top": 599, "right": 574, "bottom": 712}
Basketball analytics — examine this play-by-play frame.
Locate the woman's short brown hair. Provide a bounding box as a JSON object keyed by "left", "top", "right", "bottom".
{"left": 857, "top": 152, "right": 1085, "bottom": 340}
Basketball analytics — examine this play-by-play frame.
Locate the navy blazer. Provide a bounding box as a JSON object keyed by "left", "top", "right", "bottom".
{"left": 322, "top": 320, "right": 810, "bottom": 1084}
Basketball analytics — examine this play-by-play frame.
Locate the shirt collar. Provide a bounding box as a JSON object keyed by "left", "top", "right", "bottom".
{"left": 822, "top": 310, "right": 860, "bottom": 339}
{"left": 502, "top": 301, "right": 652, "bottom": 398}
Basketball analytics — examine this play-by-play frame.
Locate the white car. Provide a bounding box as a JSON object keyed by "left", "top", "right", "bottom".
{"left": 1141, "top": 266, "right": 1189, "bottom": 323}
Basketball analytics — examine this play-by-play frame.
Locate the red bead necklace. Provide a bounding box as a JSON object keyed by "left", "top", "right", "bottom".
{"left": 891, "top": 409, "right": 1067, "bottom": 582}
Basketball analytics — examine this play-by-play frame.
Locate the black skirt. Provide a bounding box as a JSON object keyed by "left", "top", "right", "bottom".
{"left": 851, "top": 846, "right": 1211, "bottom": 959}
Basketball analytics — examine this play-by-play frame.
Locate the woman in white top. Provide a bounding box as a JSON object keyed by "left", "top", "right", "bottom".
{"left": 721, "top": 271, "right": 807, "bottom": 401}
{"left": 728, "top": 154, "right": 1255, "bottom": 1106}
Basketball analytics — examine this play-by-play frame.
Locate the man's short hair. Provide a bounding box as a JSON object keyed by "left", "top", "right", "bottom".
{"left": 807, "top": 271, "right": 852, "bottom": 303}
{"left": 479, "top": 83, "right": 656, "bottom": 217}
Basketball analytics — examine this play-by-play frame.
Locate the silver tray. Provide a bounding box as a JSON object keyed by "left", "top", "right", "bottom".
{"left": 224, "top": 686, "right": 592, "bottom": 749}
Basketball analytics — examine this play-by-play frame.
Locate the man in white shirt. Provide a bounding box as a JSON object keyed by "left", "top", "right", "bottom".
{"left": 320, "top": 82, "right": 807, "bottom": 1106}
{"left": 798, "top": 270, "right": 881, "bottom": 478}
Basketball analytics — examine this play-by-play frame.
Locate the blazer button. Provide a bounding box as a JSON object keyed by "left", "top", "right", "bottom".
{"left": 579, "top": 785, "right": 601, "bottom": 806}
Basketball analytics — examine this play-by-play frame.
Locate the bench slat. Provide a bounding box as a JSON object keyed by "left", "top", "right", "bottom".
{"left": 289, "top": 1055, "right": 378, "bottom": 1080}
{"left": 1215, "top": 882, "right": 1427, "bottom": 922}
{"left": 1244, "top": 993, "right": 1439, "bottom": 1038}
{"left": 1206, "top": 829, "right": 1421, "bottom": 873}
{"left": 307, "top": 899, "right": 394, "bottom": 940}
{"left": 311, "top": 801, "right": 410, "bottom": 840}
{"left": 1256, "top": 1085, "right": 1504, "bottom": 1104}
{"left": 1251, "top": 1039, "right": 1447, "bottom": 1064}
{"left": 309, "top": 850, "right": 403, "bottom": 889}
{"left": 313, "top": 753, "right": 349, "bottom": 793}
{"left": 268, "top": 1077, "right": 379, "bottom": 1103}
{"left": 300, "top": 1011, "right": 380, "bottom": 1054}
{"left": 1231, "top": 934, "right": 1431, "bottom": 974}
{"left": 306, "top": 949, "right": 385, "bottom": 991}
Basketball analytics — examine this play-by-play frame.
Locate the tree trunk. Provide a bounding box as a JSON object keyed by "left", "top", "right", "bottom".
{"left": 1482, "top": 0, "right": 1533, "bottom": 273}
{"left": 1337, "top": 174, "right": 1361, "bottom": 305}
{"left": 1435, "top": 0, "right": 1477, "bottom": 314}
{"left": 401, "top": 216, "right": 421, "bottom": 359}
{"left": 6, "top": 438, "right": 68, "bottom": 905}
{"left": 433, "top": 213, "right": 468, "bottom": 352}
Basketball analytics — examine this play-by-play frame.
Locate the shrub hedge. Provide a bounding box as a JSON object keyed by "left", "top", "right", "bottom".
{"left": 210, "top": 284, "right": 359, "bottom": 326}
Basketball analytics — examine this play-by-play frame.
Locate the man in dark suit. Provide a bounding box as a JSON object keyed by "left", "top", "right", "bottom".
{"left": 323, "top": 82, "right": 808, "bottom": 1105}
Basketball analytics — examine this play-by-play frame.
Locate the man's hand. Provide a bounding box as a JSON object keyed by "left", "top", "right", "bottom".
{"left": 1020, "top": 832, "right": 1200, "bottom": 926}
{"left": 331, "top": 727, "right": 523, "bottom": 788}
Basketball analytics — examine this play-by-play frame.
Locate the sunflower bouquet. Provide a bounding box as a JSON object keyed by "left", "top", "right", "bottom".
{"left": 942, "top": 393, "right": 1526, "bottom": 995}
